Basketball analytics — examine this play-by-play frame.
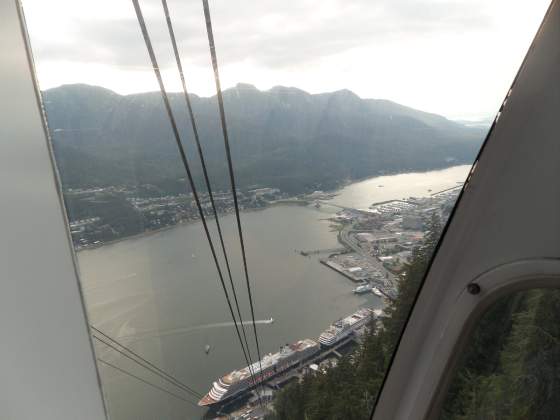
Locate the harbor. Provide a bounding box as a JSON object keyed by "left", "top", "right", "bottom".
{"left": 209, "top": 180, "right": 465, "bottom": 418}
{"left": 204, "top": 308, "right": 382, "bottom": 418}
{"left": 312, "top": 182, "right": 465, "bottom": 302}
{"left": 78, "top": 165, "right": 470, "bottom": 420}
{"left": 211, "top": 334, "right": 362, "bottom": 418}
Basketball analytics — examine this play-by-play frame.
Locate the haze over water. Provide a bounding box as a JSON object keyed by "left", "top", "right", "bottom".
{"left": 78, "top": 165, "right": 470, "bottom": 419}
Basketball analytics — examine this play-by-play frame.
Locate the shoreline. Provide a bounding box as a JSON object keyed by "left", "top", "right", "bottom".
{"left": 76, "top": 163, "right": 469, "bottom": 253}
{"left": 75, "top": 202, "right": 310, "bottom": 253}
{"left": 335, "top": 161, "right": 472, "bottom": 189}
{"left": 76, "top": 223, "right": 180, "bottom": 253}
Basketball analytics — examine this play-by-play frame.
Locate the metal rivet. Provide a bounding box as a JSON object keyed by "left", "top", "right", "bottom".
{"left": 467, "top": 283, "right": 481, "bottom": 295}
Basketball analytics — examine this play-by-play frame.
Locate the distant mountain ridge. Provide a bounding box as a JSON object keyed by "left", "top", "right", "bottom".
{"left": 44, "top": 83, "right": 485, "bottom": 194}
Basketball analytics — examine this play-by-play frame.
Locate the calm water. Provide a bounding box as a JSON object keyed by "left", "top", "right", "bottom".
{"left": 331, "top": 165, "right": 470, "bottom": 209}
{"left": 78, "top": 165, "right": 470, "bottom": 419}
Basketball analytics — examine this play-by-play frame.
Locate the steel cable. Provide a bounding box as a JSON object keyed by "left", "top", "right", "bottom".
{"left": 131, "top": 0, "right": 257, "bottom": 391}
{"left": 201, "top": 0, "right": 265, "bottom": 399}
{"left": 160, "top": 0, "right": 256, "bottom": 380}
{"left": 91, "top": 326, "right": 202, "bottom": 399}
{"left": 97, "top": 358, "right": 199, "bottom": 407}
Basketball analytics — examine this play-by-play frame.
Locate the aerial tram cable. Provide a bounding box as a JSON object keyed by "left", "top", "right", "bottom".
{"left": 97, "top": 358, "right": 199, "bottom": 407}
{"left": 131, "top": 0, "right": 257, "bottom": 390}
{"left": 92, "top": 334, "right": 201, "bottom": 399}
{"left": 160, "top": 0, "right": 256, "bottom": 378}
{"left": 201, "top": 0, "right": 265, "bottom": 387}
{"left": 91, "top": 325, "right": 202, "bottom": 399}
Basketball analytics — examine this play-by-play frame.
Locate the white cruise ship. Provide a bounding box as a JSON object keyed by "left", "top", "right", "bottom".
{"left": 318, "top": 308, "right": 373, "bottom": 346}
{"left": 198, "top": 339, "right": 319, "bottom": 406}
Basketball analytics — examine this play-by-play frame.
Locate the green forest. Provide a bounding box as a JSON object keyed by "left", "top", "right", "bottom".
{"left": 44, "top": 84, "right": 483, "bottom": 195}
{"left": 269, "top": 215, "right": 560, "bottom": 419}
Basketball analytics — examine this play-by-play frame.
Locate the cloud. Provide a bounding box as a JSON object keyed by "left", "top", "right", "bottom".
{"left": 21, "top": 0, "right": 549, "bottom": 119}
{"left": 25, "top": 0, "right": 496, "bottom": 70}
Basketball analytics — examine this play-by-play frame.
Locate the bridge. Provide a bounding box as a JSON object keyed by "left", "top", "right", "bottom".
{"left": 315, "top": 200, "right": 372, "bottom": 214}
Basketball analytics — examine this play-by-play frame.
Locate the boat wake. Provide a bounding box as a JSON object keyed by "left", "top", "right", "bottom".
{"left": 119, "top": 319, "right": 274, "bottom": 342}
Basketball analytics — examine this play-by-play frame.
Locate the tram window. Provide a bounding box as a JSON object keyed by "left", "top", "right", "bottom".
{"left": 440, "top": 289, "right": 560, "bottom": 420}
{"left": 20, "top": 0, "right": 550, "bottom": 418}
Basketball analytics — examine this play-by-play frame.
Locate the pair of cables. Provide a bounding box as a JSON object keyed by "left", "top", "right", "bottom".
{"left": 92, "top": 325, "right": 201, "bottom": 407}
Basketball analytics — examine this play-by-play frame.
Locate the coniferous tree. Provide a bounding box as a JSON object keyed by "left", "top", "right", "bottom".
{"left": 444, "top": 289, "right": 560, "bottom": 420}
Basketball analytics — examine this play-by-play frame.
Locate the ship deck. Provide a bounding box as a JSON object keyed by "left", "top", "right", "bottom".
{"left": 202, "top": 334, "right": 361, "bottom": 410}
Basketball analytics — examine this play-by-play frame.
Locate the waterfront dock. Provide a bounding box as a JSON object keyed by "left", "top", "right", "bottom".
{"left": 297, "top": 247, "right": 347, "bottom": 257}
{"left": 319, "top": 259, "right": 365, "bottom": 282}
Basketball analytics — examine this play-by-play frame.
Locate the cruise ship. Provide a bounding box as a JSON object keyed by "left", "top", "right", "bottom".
{"left": 198, "top": 339, "right": 319, "bottom": 407}
{"left": 318, "top": 308, "right": 373, "bottom": 346}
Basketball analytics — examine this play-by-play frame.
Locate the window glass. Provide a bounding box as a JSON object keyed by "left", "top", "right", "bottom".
{"left": 441, "top": 289, "right": 560, "bottom": 420}
{"left": 21, "top": 0, "right": 549, "bottom": 419}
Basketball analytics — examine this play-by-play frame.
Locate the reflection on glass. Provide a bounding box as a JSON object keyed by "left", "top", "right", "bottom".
{"left": 21, "top": 0, "right": 549, "bottom": 418}
{"left": 441, "top": 289, "right": 560, "bottom": 420}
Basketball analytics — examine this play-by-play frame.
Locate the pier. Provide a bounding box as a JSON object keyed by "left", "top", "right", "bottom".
{"left": 319, "top": 259, "right": 365, "bottom": 282}
{"left": 296, "top": 247, "right": 347, "bottom": 256}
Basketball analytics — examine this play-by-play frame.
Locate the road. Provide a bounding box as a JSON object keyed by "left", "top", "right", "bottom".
{"left": 338, "top": 224, "right": 398, "bottom": 287}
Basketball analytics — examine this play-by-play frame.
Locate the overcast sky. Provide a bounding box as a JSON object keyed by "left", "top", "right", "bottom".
{"left": 22, "top": 0, "right": 550, "bottom": 120}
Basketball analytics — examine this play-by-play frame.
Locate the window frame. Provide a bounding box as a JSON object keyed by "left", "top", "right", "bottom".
{"left": 372, "top": 1, "right": 560, "bottom": 418}
{"left": 0, "top": 1, "right": 108, "bottom": 418}
{"left": 427, "top": 260, "right": 560, "bottom": 418}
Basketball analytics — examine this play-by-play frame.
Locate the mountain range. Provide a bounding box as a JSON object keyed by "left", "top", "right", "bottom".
{"left": 43, "top": 83, "right": 485, "bottom": 194}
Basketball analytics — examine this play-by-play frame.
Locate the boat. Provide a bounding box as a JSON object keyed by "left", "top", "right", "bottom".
{"left": 198, "top": 339, "right": 320, "bottom": 407}
{"left": 318, "top": 308, "right": 373, "bottom": 346}
{"left": 371, "top": 287, "right": 384, "bottom": 297}
{"left": 353, "top": 283, "right": 372, "bottom": 294}
{"left": 204, "top": 344, "right": 211, "bottom": 354}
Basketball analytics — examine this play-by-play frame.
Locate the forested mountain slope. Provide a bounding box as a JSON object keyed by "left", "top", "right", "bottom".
{"left": 44, "top": 84, "right": 485, "bottom": 194}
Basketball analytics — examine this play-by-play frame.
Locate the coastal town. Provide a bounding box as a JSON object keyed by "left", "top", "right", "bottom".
{"left": 201, "top": 185, "right": 463, "bottom": 419}
{"left": 67, "top": 181, "right": 462, "bottom": 420}
{"left": 66, "top": 182, "right": 460, "bottom": 260}
{"left": 66, "top": 186, "right": 286, "bottom": 249}
{"left": 317, "top": 184, "right": 462, "bottom": 301}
